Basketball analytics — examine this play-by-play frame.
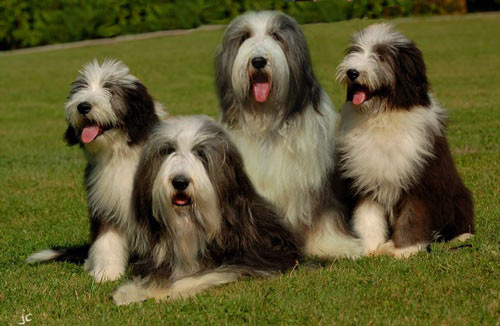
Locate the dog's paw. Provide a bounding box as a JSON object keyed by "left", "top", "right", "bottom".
{"left": 374, "top": 240, "right": 424, "bottom": 259}
{"left": 451, "top": 233, "right": 474, "bottom": 243}
{"left": 84, "top": 259, "right": 125, "bottom": 283}
{"left": 113, "top": 283, "right": 148, "bottom": 306}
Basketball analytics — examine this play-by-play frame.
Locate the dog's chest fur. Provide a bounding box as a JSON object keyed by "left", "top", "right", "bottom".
{"left": 85, "top": 143, "right": 141, "bottom": 230}
{"left": 227, "top": 102, "right": 337, "bottom": 229}
{"left": 337, "top": 102, "right": 443, "bottom": 209}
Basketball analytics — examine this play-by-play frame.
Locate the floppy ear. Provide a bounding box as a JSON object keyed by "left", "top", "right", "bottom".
{"left": 391, "top": 42, "right": 431, "bottom": 109}
{"left": 273, "top": 14, "right": 321, "bottom": 118}
{"left": 215, "top": 35, "right": 240, "bottom": 126}
{"left": 63, "top": 125, "right": 79, "bottom": 146}
{"left": 132, "top": 146, "right": 165, "bottom": 239}
{"left": 122, "top": 82, "right": 160, "bottom": 145}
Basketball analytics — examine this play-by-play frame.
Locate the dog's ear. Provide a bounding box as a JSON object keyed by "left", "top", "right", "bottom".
{"left": 272, "top": 14, "right": 321, "bottom": 118}
{"left": 64, "top": 125, "right": 79, "bottom": 146}
{"left": 391, "top": 42, "right": 431, "bottom": 109}
{"left": 122, "top": 82, "right": 160, "bottom": 145}
{"left": 215, "top": 39, "right": 239, "bottom": 126}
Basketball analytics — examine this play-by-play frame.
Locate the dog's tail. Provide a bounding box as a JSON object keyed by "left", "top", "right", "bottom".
{"left": 26, "top": 245, "right": 89, "bottom": 264}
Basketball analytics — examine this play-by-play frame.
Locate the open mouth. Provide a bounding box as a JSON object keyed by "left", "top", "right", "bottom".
{"left": 347, "top": 84, "right": 371, "bottom": 106}
{"left": 79, "top": 121, "right": 113, "bottom": 144}
{"left": 172, "top": 192, "right": 192, "bottom": 207}
{"left": 250, "top": 71, "right": 271, "bottom": 103}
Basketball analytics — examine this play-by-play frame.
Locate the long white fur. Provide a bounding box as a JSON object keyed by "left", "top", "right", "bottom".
{"left": 351, "top": 199, "right": 388, "bottom": 253}
{"left": 84, "top": 229, "right": 128, "bottom": 282}
{"left": 338, "top": 101, "right": 443, "bottom": 209}
{"left": 25, "top": 249, "right": 61, "bottom": 263}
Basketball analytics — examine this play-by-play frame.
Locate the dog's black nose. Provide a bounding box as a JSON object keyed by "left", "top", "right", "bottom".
{"left": 172, "top": 176, "right": 190, "bottom": 190}
{"left": 77, "top": 102, "right": 92, "bottom": 115}
{"left": 251, "top": 57, "right": 267, "bottom": 69}
{"left": 346, "top": 69, "right": 359, "bottom": 81}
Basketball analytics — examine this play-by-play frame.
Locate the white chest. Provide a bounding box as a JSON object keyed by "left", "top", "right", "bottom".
{"left": 338, "top": 102, "right": 442, "bottom": 207}
{"left": 227, "top": 103, "right": 337, "bottom": 228}
{"left": 86, "top": 149, "right": 140, "bottom": 228}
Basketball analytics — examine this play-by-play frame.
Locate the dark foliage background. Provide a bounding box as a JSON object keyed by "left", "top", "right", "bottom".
{"left": 1, "top": 0, "right": 497, "bottom": 50}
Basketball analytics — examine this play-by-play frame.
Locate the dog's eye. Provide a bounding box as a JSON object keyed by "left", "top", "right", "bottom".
{"left": 378, "top": 54, "right": 385, "bottom": 62}
{"left": 271, "top": 32, "right": 281, "bottom": 42}
{"left": 159, "top": 146, "right": 175, "bottom": 157}
{"left": 240, "top": 32, "right": 250, "bottom": 45}
{"left": 194, "top": 148, "right": 207, "bottom": 163}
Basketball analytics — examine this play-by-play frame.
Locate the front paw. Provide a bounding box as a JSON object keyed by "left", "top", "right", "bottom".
{"left": 113, "top": 283, "right": 148, "bottom": 306}
{"left": 374, "top": 240, "right": 424, "bottom": 259}
{"left": 84, "top": 259, "right": 125, "bottom": 283}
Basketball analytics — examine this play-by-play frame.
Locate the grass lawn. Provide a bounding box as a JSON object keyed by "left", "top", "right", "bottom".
{"left": 0, "top": 13, "right": 499, "bottom": 325}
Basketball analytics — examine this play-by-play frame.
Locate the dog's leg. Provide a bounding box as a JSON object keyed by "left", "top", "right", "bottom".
{"left": 376, "top": 196, "right": 430, "bottom": 259}
{"left": 304, "top": 214, "right": 364, "bottom": 259}
{"left": 113, "top": 266, "right": 246, "bottom": 305}
{"left": 352, "top": 198, "right": 388, "bottom": 255}
{"left": 84, "top": 228, "right": 128, "bottom": 282}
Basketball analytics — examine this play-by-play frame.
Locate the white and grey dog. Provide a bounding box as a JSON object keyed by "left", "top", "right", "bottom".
{"left": 113, "top": 115, "right": 301, "bottom": 305}
{"left": 335, "top": 24, "right": 474, "bottom": 258}
{"left": 215, "top": 11, "right": 362, "bottom": 258}
{"left": 27, "top": 59, "right": 165, "bottom": 281}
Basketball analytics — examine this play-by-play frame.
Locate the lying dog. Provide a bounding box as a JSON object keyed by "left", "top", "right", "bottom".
{"left": 113, "top": 115, "right": 302, "bottom": 305}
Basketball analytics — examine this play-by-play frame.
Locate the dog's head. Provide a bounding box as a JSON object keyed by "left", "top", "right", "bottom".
{"left": 64, "top": 59, "right": 161, "bottom": 152}
{"left": 215, "top": 11, "right": 321, "bottom": 124}
{"left": 134, "top": 115, "right": 253, "bottom": 241}
{"left": 336, "top": 23, "right": 430, "bottom": 112}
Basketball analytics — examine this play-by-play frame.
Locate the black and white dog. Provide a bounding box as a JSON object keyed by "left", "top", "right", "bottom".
{"left": 27, "top": 59, "right": 164, "bottom": 281}
{"left": 113, "top": 115, "right": 301, "bottom": 305}
{"left": 215, "top": 11, "right": 363, "bottom": 258}
{"left": 335, "top": 24, "right": 474, "bottom": 257}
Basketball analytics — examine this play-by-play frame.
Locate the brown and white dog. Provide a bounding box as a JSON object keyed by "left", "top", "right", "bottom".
{"left": 335, "top": 24, "right": 474, "bottom": 258}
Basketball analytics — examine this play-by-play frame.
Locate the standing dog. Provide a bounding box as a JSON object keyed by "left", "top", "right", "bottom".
{"left": 215, "top": 11, "right": 363, "bottom": 258}
{"left": 27, "top": 59, "right": 164, "bottom": 281}
{"left": 335, "top": 24, "right": 474, "bottom": 257}
{"left": 112, "top": 115, "right": 301, "bottom": 305}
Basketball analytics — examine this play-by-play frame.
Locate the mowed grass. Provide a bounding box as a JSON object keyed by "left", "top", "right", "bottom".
{"left": 0, "top": 13, "right": 499, "bottom": 325}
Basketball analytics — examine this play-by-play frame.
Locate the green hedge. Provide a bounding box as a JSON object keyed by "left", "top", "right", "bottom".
{"left": 0, "top": 0, "right": 484, "bottom": 51}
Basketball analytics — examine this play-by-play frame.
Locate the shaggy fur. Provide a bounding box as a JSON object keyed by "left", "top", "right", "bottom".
{"left": 26, "top": 59, "right": 164, "bottom": 281}
{"left": 335, "top": 24, "right": 474, "bottom": 258}
{"left": 215, "top": 11, "right": 363, "bottom": 258}
{"left": 113, "top": 115, "right": 302, "bottom": 305}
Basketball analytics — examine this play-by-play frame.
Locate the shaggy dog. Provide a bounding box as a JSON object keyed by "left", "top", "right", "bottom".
{"left": 215, "top": 11, "right": 363, "bottom": 258}
{"left": 112, "top": 115, "right": 301, "bottom": 305}
{"left": 26, "top": 59, "right": 164, "bottom": 281}
{"left": 335, "top": 24, "right": 474, "bottom": 258}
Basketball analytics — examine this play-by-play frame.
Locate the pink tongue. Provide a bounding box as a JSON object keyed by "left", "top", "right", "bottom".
{"left": 352, "top": 91, "right": 367, "bottom": 105}
{"left": 253, "top": 82, "right": 270, "bottom": 103}
{"left": 81, "top": 125, "right": 101, "bottom": 144}
{"left": 175, "top": 198, "right": 189, "bottom": 205}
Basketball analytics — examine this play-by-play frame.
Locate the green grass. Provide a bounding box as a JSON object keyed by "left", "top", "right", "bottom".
{"left": 1, "top": 13, "right": 499, "bottom": 325}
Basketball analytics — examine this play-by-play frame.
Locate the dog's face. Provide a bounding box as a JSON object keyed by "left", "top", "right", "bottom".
{"left": 215, "top": 11, "right": 320, "bottom": 122}
{"left": 336, "top": 24, "right": 430, "bottom": 112}
{"left": 137, "top": 116, "right": 249, "bottom": 241}
{"left": 64, "top": 59, "right": 158, "bottom": 152}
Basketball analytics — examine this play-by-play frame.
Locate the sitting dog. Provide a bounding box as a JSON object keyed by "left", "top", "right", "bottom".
{"left": 335, "top": 24, "right": 474, "bottom": 257}
{"left": 27, "top": 59, "right": 164, "bottom": 281}
{"left": 215, "top": 11, "right": 363, "bottom": 258}
{"left": 113, "top": 115, "right": 302, "bottom": 305}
